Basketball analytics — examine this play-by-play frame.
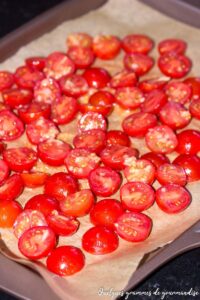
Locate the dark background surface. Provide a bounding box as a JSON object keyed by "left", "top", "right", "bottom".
{"left": 0, "top": 1, "right": 200, "bottom": 300}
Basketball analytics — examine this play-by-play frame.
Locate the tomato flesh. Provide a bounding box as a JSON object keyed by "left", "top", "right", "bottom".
{"left": 25, "top": 194, "right": 59, "bottom": 217}
{"left": 0, "top": 159, "right": 9, "bottom": 184}
{"left": 158, "top": 54, "right": 191, "bottom": 79}
{"left": 189, "top": 99, "right": 200, "bottom": 119}
{"left": 92, "top": 35, "right": 121, "bottom": 59}
{"left": 165, "top": 81, "right": 192, "bottom": 104}
{"left": 25, "top": 56, "right": 46, "bottom": 71}
{"left": 106, "top": 130, "right": 131, "bottom": 147}
{"left": 67, "top": 32, "right": 93, "bottom": 48}
{"left": 122, "top": 34, "right": 154, "bottom": 54}
{"left": 0, "top": 110, "right": 24, "bottom": 141}
{"left": 59, "top": 74, "right": 88, "bottom": 97}
{"left": 124, "top": 53, "right": 154, "bottom": 76}
{"left": 158, "top": 39, "right": 187, "bottom": 55}
{"left": 0, "top": 174, "right": 24, "bottom": 201}
{"left": 140, "top": 90, "right": 167, "bottom": 114}
{"left": 67, "top": 46, "right": 94, "bottom": 69}
{"left": 34, "top": 77, "right": 61, "bottom": 104}
{"left": 20, "top": 172, "right": 49, "bottom": 188}
{"left": 83, "top": 68, "right": 111, "bottom": 88}
{"left": 156, "top": 163, "right": 187, "bottom": 186}
{"left": 140, "top": 152, "right": 170, "bottom": 169}
{"left": 14, "top": 66, "right": 44, "bottom": 89}
{"left": 0, "top": 200, "right": 22, "bottom": 228}
{"left": 115, "top": 87, "right": 145, "bottom": 109}
{"left": 176, "top": 130, "right": 200, "bottom": 155}
{"left": 0, "top": 71, "right": 14, "bottom": 91}
{"left": 138, "top": 77, "right": 168, "bottom": 93}
{"left": 78, "top": 112, "right": 107, "bottom": 132}
{"left": 2, "top": 88, "right": 33, "bottom": 108}
{"left": 110, "top": 70, "right": 137, "bottom": 88}
{"left": 73, "top": 129, "right": 106, "bottom": 154}
{"left": 18, "top": 103, "right": 51, "bottom": 124}
{"left": 173, "top": 154, "right": 200, "bottom": 182}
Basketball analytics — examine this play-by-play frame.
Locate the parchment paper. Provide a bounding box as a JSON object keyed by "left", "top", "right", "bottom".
{"left": 0, "top": 1, "right": 200, "bottom": 300}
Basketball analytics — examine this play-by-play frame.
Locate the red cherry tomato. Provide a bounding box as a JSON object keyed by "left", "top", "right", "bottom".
{"left": 100, "top": 145, "right": 138, "bottom": 170}
{"left": 110, "top": 70, "right": 137, "bottom": 88}
{"left": 67, "top": 32, "right": 93, "bottom": 48}
{"left": 0, "top": 71, "right": 14, "bottom": 91}
{"left": 14, "top": 66, "right": 44, "bottom": 89}
{"left": 73, "top": 129, "right": 106, "bottom": 154}
{"left": 0, "top": 174, "right": 24, "bottom": 201}
{"left": 47, "top": 210, "right": 79, "bottom": 236}
{"left": 89, "top": 166, "right": 121, "bottom": 197}
{"left": 26, "top": 117, "right": 59, "bottom": 145}
{"left": 189, "top": 98, "right": 200, "bottom": 119}
{"left": 120, "top": 182, "right": 155, "bottom": 212}
{"left": 25, "top": 194, "right": 59, "bottom": 217}
{"left": 60, "top": 189, "right": 95, "bottom": 217}
{"left": 122, "top": 112, "right": 157, "bottom": 138}
{"left": 0, "top": 110, "right": 24, "bottom": 141}
{"left": 158, "top": 39, "right": 187, "bottom": 55}
{"left": 89, "top": 199, "right": 124, "bottom": 229}
{"left": 123, "top": 158, "right": 156, "bottom": 184}
{"left": 65, "top": 148, "right": 100, "bottom": 179}
{"left": 156, "top": 184, "right": 191, "bottom": 213}
{"left": 89, "top": 90, "right": 114, "bottom": 112}
{"left": 140, "top": 152, "right": 170, "bottom": 169}
{"left": 25, "top": 56, "right": 46, "bottom": 71}
{"left": 145, "top": 125, "right": 178, "bottom": 154}
{"left": 0, "top": 159, "right": 9, "bottom": 184}
{"left": 122, "top": 34, "right": 153, "bottom": 54}
{"left": 115, "top": 87, "right": 145, "bottom": 109}
{"left": 164, "top": 81, "right": 192, "bottom": 104}
{"left": 82, "top": 226, "right": 119, "bottom": 255}
{"left": 184, "top": 77, "right": 200, "bottom": 100}
{"left": 124, "top": 53, "right": 154, "bottom": 76}
{"left": 13, "top": 209, "right": 47, "bottom": 238}
{"left": 34, "top": 77, "right": 61, "bottom": 104}
{"left": 140, "top": 90, "right": 167, "bottom": 114}
{"left": 176, "top": 130, "right": 200, "bottom": 155}
{"left": 173, "top": 154, "right": 200, "bottom": 182}
{"left": 46, "top": 245, "right": 85, "bottom": 276}
{"left": 92, "top": 35, "right": 121, "bottom": 59}
{"left": 78, "top": 112, "right": 107, "bottom": 133}
{"left": 44, "top": 52, "right": 75, "bottom": 80}
{"left": 51, "top": 96, "right": 78, "bottom": 125}
{"left": 83, "top": 68, "right": 111, "bottom": 88}
{"left": 59, "top": 74, "right": 88, "bottom": 97}
{"left": 0, "top": 142, "right": 5, "bottom": 154}
{"left": 0, "top": 200, "right": 22, "bottom": 228}
{"left": 20, "top": 172, "right": 49, "bottom": 188}
{"left": 18, "top": 226, "right": 56, "bottom": 260}
{"left": 138, "top": 77, "right": 168, "bottom": 93}
{"left": 38, "top": 139, "right": 71, "bottom": 166}
{"left": 106, "top": 130, "right": 131, "bottom": 147}
{"left": 44, "top": 172, "right": 78, "bottom": 202}
{"left": 2, "top": 88, "right": 33, "bottom": 108}
{"left": 18, "top": 103, "right": 51, "bottom": 124}
{"left": 115, "top": 211, "right": 152, "bottom": 242}
{"left": 78, "top": 103, "right": 112, "bottom": 116}
{"left": 67, "top": 46, "right": 94, "bottom": 69}
{"left": 156, "top": 163, "right": 187, "bottom": 186}
{"left": 158, "top": 54, "right": 191, "bottom": 79}
{"left": 159, "top": 101, "right": 191, "bottom": 130}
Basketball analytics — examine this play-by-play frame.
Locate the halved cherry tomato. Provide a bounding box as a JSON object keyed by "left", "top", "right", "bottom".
{"left": 176, "top": 130, "right": 200, "bottom": 155}
{"left": 14, "top": 66, "right": 44, "bottom": 89}
{"left": 3, "top": 147, "right": 37, "bottom": 172}
{"left": 47, "top": 210, "right": 79, "bottom": 236}
{"left": 120, "top": 182, "right": 155, "bottom": 212}
{"left": 73, "top": 129, "right": 106, "bottom": 154}
{"left": 25, "top": 56, "right": 46, "bottom": 71}
{"left": 0, "top": 174, "right": 24, "bottom": 201}
{"left": 38, "top": 139, "right": 71, "bottom": 166}
{"left": 0, "top": 110, "right": 24, "bottom": 141}
{"left": 21, "top": 172, "right": 49, "bottom": 188}
{"left": 159, "top": 101, "right": 191, "bottom": 130}
{"left": 140, "top": 152, "right": 170, "bottom": 169}
{"left": 110, "top": 70, "right": 137, "bottom": 88}
{"left": 82, "top": 226, "right": 119, "bottom": 255}
{"left": 0, "top": 71, "right": 14, "bottom": 91}
{"left": 59, "top": 74, "right": 88, "bottom": 97}
{"left": 156, "top": 184, "right": 191, "bottom": 213}
{"left": 89, "top": 166, "right": 121, "bottom": 197}
{"left": 189, "top": 98, "right": 200, "bottom": 119}
{"left": 67, "top": 46, "right": 94, "bottom": 69}
{"left": 83, "top": 68, "right": 111, "bottom": 88}
{"left": 18, "top": 226, "right": 56, "bottom": 260}
{"left": 173, "top": 154, "right": 200, "bottom": 182}
{"left": 65, "top": 148, "right": 100, "bottom": 179}
{"left": 184, "top": 77, "right": 200, "bottom": 100}
{"left": 46, "top": 245, "right": 85, "bottom": 276}
{"left": 89, "top": 90, "right": 114, "bottom": 112}
{"left": 0, "top": 159, "right": 9, "bottom": 184}
{"left": 78, "top": 112, "right": 107, "bottom": 132}
{"left": 2, "top": 88, "right": 33, "bottom": 108}
{"left": 60, "top": 189, "right": 95, "bottom": 217}
{"left": 158, "top": 39, "right": 187, "bottom": 55}
{"left": 138, "top": 77, "right": 168, "bottom": 93}
{"left": 51, "top": 96, "right": 78, "bottom": 124}
{"left": 25, "top": 194, "right": 59, "bottom": 217}
{"left": 123, "top": 158, "right": 156, "bottom": 184}
{"left": 26, "top": 117, "right": 59, "bottom": 145}
{"left": 115, "top": 211, "right": 152, "bottom": 242}
{"left": 145, "top": 125, "right": 178, "bottom": 154}
{"left": 34, "top": 77, "right": 61, "bottom": 104}
{"left": 158, "top": 54, "right": 191, "bottom": 79}
{"left": 140, "top": 90, "right": 167, "bottom": 114}
{"left": 89, "top": 199, "right": 124, "bottom": 229}
{"left": 18, "top": 103, "right": 51, "bottom": 124}
{"left": 122, "top": 112, "right": 157, "bottom": 137}
{"left": 78, "top": 103, "right": 112, "bottom": 116}
{"left": 100, "top": 145, "right": 138, "bottom": 170}
{"left": 13, "top": 209, "right": 47, "bottom": 238}
{"left": 156, "top": 163, "right": 187, "bottom": 186}
{"left": 67, "top": 32, "right": 93, "bottom": 48}
{"left": 115, "top": 87, "right": 145, "bottom": 109}
{"left": 0, "top": 200, "right": 22, "bottom": 228}
{"left": 44, "top": 52, "right": 75, "bottom": 80}
{"left": 106, "top": 130, "right": 131, "bottom": 147}
{"left": 44, "top": 172, "right": 78, "bottom": 202}
{"left": 124, "top": 53, "right": 154, "bottom": 76}
{"left": 122, "top": 34, "right": 153, "bottom": 54}
{"left": 164, "top": 81, "right": 192, "bottom": 104}
{"left": 92, "top": 35, "right": 121, "bottom": 59}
